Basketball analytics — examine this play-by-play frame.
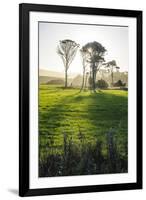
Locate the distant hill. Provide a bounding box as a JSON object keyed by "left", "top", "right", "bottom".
{"left": 39, "top": 69, "right": 77, "bottom": 85}
{"left": 39, "top": 74, "right": 83, "bottom": 87}
{"left": 71, "top": 75, "right": 83, "bottom": 87}
{"left": 39, "top": 76, "right": 65, "bottom": 84}
{"left": 47, "top": 79, "right": 65, "bottom": 85}
{"left": 39, "top": 69, "right": 64, "bottom": 78}
{"left": 39, "top": 69, "right": 128, "bottom": 87}
{"left": 39, "top": 69, "right": 78, "bottom": 78}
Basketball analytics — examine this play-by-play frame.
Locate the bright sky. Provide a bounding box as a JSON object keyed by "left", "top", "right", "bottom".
{"left": 39, "top": 22, "right": 129, "bottom": 75}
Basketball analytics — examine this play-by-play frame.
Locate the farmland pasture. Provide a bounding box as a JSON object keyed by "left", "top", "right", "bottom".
{"left": 39, "top": 85, "right": 128, "bottom": 166}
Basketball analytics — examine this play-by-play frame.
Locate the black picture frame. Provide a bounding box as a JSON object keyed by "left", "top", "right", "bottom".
{"left": 19, "top": 3, "right": 143, "bottom": 197}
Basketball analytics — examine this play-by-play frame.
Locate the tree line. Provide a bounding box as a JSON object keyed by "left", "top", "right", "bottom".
{"left": 57, "top": 39, "right": 121, "bottom": 92}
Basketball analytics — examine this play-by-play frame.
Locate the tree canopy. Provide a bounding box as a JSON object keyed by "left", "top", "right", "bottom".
{"left": 81, "top": 41, "right": 107, "bottom": 92}
{"left": 57, "top": 39, "right": 79, "bottom": 87}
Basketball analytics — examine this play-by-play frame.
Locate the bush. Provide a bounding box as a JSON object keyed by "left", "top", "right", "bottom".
{"left": 96, "top": 79, "right": 108, "bottom": 89}
{"left": 113, "top": 80, "right": 126, "bottom": 87}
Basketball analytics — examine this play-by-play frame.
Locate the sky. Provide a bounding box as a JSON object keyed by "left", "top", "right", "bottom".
{"left": 39, "top": 22, "right": 129, "bottom": 75}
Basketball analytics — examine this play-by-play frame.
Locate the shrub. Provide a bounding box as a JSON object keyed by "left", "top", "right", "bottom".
{"left": 96, "top": 79, "right": 108, "bottom": 89}
{"left": 113, "top": 80, "right": 126, "bottom": 87}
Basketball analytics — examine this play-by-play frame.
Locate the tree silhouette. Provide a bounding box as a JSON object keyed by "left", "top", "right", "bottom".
{"left": 103, "top": 60, "right": 120, "bottom": 86}
{"left": 81, "top": 41, "right": 106, "bottom": 92}
{"left": 57, "top": 39, "right": 79, "bottom": 88}
{"left": 85, "top": 72, "right": 89, "bottom": 90}
{"left": 80, "top": 47, "right": 88, "bottom": 92}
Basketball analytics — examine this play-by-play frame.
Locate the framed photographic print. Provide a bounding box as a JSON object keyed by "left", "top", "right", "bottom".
{"left": 19, "top": 3, "right": 142, "bottom": 197}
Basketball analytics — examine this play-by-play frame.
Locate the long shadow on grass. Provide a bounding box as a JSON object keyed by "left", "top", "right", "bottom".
{"left": 72, "top": 91, "right": 128, "bottom": 173}
{"left": 84, "top": 92, "right": 127, "bottom": 124}
{"left": 72, "top": 91, "right": 128, "bottom": 126}
{"left": 39, "top": 89, "right": 81, "bottom": 149}
{"left": 70, "top": 91, "right": 128, "bottom": 154}
{"left": 39, "top": 89, "right": 128, "bottom": 144}
{"left": 39, "top": 89, "right": 128, "bottom": 176}
{"left": 73, "top": 91, "right": 128, "bottom": 155}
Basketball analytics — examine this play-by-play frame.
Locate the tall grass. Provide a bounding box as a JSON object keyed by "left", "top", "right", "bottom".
{"left": 39, "top": 128, "right": 127, "bottom": 177}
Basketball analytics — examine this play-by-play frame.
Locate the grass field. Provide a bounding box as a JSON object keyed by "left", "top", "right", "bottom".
{"left": 39, "top": 85, "right": 128, "bottom": 176}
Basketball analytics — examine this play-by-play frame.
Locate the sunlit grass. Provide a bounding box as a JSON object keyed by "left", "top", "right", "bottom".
{"left": 39, "top": 85, "right": 128, "bottom": 161}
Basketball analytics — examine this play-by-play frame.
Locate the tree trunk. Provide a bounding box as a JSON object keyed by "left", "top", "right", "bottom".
{"left": 111, "top": 71, "right": 113, "bottom": 87}
{"left": 89, "top": 67, "right": 92, "bottom": 90}
{"left": 65, "top": 68, "right": 68, "bottom": 88}
{"left": 94, "top": 68, "right": 98, "bottom": 90}
{"left": 80, "top": 67, "right": 85, "bottom": 92}
{"left": 85, "top": 73, "right": 88, "bottom": 89}
{"left": 92, "top": 65, "right": 96, "bottom": 92}
{"left": 111, "top": 66, "right": 114, "bottom": 87}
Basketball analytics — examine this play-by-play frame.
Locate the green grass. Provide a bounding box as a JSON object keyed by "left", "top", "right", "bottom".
{"left": 39, "top": 85, "right": 128, "bottom": 162}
